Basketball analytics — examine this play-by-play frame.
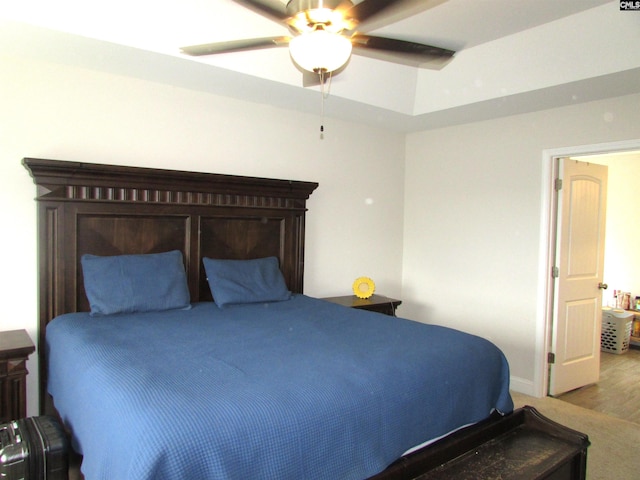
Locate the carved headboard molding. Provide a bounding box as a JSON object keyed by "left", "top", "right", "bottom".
{"left": 24, "top": 158, "right": 317, "bottom": 209}
{"left": 24, "top": 158, "right": 318, "bottom": 413}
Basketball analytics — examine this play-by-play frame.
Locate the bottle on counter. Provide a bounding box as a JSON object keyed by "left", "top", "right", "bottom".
{"left": 622, "top": 292, "right": 631, "bottom": 310}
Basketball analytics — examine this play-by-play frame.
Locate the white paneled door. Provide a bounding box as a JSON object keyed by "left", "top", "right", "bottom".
{"left": 549, "top": 159, "right": 608, "bottom": 396}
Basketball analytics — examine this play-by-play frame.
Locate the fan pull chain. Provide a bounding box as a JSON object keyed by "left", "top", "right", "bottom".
{"left": 320, "top": 87, "right": 325, "bottom": 138}
{"left": 320, "top": 99, "right": 325, "bottom": 138}
{"left": 319, "top": 69, "right": 325, "bottom": 138}
{"left": 318, "top": 69, "right": 333, "bottom": 139}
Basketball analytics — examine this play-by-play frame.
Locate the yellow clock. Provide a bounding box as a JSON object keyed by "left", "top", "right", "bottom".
{"left": 352, "top": 277, "right": 375, "bottom": 299}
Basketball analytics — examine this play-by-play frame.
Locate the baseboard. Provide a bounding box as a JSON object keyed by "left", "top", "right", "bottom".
{"left": 509, "top": 375, "right": 538, "bottom": 397}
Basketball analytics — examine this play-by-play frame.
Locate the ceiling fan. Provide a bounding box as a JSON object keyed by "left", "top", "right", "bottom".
{"left": 180, "top": 0, "right": 456, "bottom": 79}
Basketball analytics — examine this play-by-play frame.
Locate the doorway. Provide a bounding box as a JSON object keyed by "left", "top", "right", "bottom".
{"left": 536, "top": 140, "right": 640, "bottom": 399}
{"left": 553, "top": 149, "right": 640, "bottom": 419}
{"left": 585, "top": 150, "right": 640, "bottom": 313}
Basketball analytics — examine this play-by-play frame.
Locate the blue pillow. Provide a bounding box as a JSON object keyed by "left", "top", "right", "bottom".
{"left": 203, "top": 256, "right": 291, "bottom": 308}
{"left": 81, "top": 250, "right": 191, "bottom": 316}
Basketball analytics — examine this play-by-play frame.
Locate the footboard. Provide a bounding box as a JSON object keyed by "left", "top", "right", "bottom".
{"left": 370, "top": 406, "right": 589, "bottom": 480}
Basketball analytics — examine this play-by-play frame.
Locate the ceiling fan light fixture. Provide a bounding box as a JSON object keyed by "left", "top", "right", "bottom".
{"left": 289, "top": 29, "right": 352, "bottom": 73}
{"left": 291, "top": 8, "right": 348, "bottom": 33}
{"left": 286, "top": 0, "right": 353, "bottom": 32}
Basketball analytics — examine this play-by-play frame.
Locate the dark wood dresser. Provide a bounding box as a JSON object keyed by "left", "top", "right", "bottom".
{"left": 0, "top": 329, "right": 36, "bottom": 422}
{"left": 322, "top": 294, "right": 402, "bottom": 316}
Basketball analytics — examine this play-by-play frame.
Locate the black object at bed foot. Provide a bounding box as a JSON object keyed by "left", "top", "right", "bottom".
{"left": 0, "top": 416, "right": 69, "bottom": 480}
{"left": 370, "top": 406, "right": 589, "bottom": 480}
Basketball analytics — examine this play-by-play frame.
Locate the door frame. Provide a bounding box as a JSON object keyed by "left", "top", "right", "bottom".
{"left": 535, "top": 139, "right": 640, "bottom": 398}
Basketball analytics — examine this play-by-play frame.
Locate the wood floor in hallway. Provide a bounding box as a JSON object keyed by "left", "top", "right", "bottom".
{"left": 556, "top": 346, "right": 640, "bottom": 425}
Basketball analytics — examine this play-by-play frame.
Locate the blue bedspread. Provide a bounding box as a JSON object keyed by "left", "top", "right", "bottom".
{"left": 47, "top": 295, "right": 513, "bottom": 480}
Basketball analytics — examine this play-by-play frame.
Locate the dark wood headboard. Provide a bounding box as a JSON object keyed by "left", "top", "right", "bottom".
{"left": 24, "top": 158, "right": 318, "bottom": 414}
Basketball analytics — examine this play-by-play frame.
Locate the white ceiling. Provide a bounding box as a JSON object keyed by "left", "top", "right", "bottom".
{"left": 1, "top": 0, "right": 639, "bottom": 132}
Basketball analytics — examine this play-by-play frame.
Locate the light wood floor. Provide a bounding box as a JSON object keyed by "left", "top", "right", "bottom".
{"left": 555, "top": 346, "right": 640, "bottom": 425}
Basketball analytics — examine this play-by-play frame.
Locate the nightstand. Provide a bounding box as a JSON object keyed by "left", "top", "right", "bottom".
{"left": 322, "top": 294, "right": 402, "bottom": 317}
{"left": 0, "top": 329, "right": 35, "bottom": 422}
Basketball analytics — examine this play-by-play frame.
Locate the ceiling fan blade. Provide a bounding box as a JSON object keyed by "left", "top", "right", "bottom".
{"left": 181, "top": 36, "right": 290, "bottom": 56}
{"left": 348, "top": 0, "right": 447, "bottom": 31}
{"left": 232, "top": 0, "right": 289, "bottom": 23}
{"left": 351, "top": 34, "right": 455, "bottom": 69}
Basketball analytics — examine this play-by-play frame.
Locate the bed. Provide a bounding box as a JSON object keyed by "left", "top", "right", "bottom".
{"left": 24, "top": 158, "right": 514, "bottom": 480}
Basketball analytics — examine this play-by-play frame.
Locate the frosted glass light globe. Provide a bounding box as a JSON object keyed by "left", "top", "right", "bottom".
{"left": 289, "top": 30, "right": 352, "bottom": 73}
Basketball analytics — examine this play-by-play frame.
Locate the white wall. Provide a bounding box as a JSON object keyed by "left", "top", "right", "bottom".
{"left": 0, "top": 54, "right": 405, "bottom": 415}
{"left": 403, "top": 93, "right": 640, "bottom": 395}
